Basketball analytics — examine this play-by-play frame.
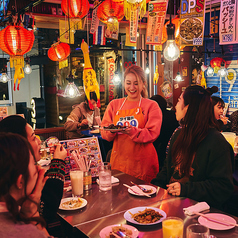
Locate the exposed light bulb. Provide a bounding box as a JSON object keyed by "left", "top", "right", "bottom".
{"left": 24, "top": 63, "right": 32, "bottom": 74}
{"left": 112, "top": 71, "right": 121, "bottom": 85}
{"left": 206, "top": 65, "right": 214, "bottom": 77}
{"left": 218, "top": 68, "right": 228, "bottom": 77}
{"left": 174, "top": 72, "right": 183, "bottom": 82}
{"left": 145, "top": 66, "right": 150, "bottom": 74}
{"left": 0, "top": 73, "right": 10, "bottom": 83}
{"left": 137, "top": 32, "right": 139, "bottom": 37}
{"left": 163, "top": 40, "right": 180, "bottom": 61}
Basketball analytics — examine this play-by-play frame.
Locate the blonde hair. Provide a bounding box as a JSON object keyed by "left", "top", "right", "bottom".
{"left": 124, "top": 65, "right": 148, "bottom": 98}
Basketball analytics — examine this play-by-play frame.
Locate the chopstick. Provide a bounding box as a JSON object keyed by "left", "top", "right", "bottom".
{"left": 111, "top": 232, "right": 121, "bottom": 238}
{"left": 123, "top": 184, "right": 151, "bottom": 198}
{"left": 195, "top": 212, "right": 238, "bottom": 227}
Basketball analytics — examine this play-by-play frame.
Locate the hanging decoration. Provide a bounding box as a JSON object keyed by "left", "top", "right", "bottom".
{"left": 210, "top": 57, "right": 226, "bottom": 74}
{"left": 97, "top": 0, "right": 124, "bottom": 40}
{"left": 146, "top": 0, "right": 168, "bottom": 45}
{"left": 93, "top": 25, "right": 106, "bottom": 45}
{"left": 200, "top": 64, "right": 207, "bottom": 88}
{"left": 153, "top": 65, "right": 159, "bottom": 85}
{"left": 90, "top": 1, "right": 100, "bottom": 34}
{"left": 61, "top": 0, "right": 90, "bottom": 18}
{"left": 81, "top": 39, "right": 101, "bottom": 109}
{"left": 0, "top": 25, "right": 35, "bottom": 91}
{"left": 48, "top": 42, "right": 71, "bottom": 69}
{"left": 59, "top": 19, "right": 75, "bottom": 44}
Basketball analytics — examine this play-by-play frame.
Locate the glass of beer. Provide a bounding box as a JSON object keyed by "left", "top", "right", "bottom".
{"left": 162, "top": 217, "right": 183, "bottom": 238}
{"left": 70, "top": 168, "right": 84, "bottom": 197}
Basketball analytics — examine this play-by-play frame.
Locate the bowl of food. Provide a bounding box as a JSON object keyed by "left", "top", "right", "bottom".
{"left": 180, "top": 17, "right": 203, "bottom": 42}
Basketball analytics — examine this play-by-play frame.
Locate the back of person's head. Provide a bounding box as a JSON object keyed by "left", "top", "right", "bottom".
{"left": 124, "top": 65, "right": 148, "bottom": 98}
{"left": 211, "top": 96, "right": 225, "bottom": 108}
{"left": 150, "top": 95, "right": 167, "bottom": 111}
{"left": 0, "top": 115, "right": 27, "bottom": 138}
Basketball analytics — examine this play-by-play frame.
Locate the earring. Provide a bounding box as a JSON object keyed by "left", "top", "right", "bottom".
{"left": 18, "top": 185, "right": 22, "bottom": 190}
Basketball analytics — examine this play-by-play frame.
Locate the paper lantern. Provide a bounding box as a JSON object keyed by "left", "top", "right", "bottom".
{"left": 0, "top": 25, "right": 35, "bottom": 91}
{"left": 61, "top": 0, "right": 89, "bottom": 18}
{"left": 48, "top": 42, "right": 70, "bottom": 69}
{"left": 97, "top": 0, "right": 124, "bottom": 24}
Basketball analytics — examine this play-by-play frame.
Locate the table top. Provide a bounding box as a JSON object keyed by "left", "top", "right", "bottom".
{"left": 58, "top": 170, "right": 238, "bottom": 238}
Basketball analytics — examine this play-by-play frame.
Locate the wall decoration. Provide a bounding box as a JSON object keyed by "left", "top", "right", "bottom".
{"left": 160, "top": 81, "right": 172, "bottom": 99}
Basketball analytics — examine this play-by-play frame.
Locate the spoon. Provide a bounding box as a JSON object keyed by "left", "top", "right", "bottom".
{"left": 130, "top": 181, "right": 152, "bottom": 193}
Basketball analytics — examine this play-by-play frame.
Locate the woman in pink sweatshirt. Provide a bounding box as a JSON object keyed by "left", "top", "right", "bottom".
{"left": 101, "top": 65, "right": 162, "bottom": 182}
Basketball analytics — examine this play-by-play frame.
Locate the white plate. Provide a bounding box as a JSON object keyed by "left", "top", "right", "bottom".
{"left": 38, "top": 159, "right": 51, "bottom": 167}
{"left": 128, "top": 185, "right": 157, "bottom": 196}
{"left": 124, "top": 207, "right": 166, "bottom": 225}
{"left": 198, "top": 213, "right": 236, "bottom": 230}
{"left": 99, "top": 224, "right": 139, "bottom": 238}
{"left": 59, "top": 197, "right": 87, "bottom": 211}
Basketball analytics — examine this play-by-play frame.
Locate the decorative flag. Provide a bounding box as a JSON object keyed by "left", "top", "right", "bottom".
{"left": 90, "top": 1, "right": 100, "bottom": 34}
{"left": 129, "top": 9, "right": 138, "bottom": 43}
{"left": 146, "top": 0, "right": 168, "bottom": 45}
{"left": 219, "top": 0, "right": 238, "bottom": 45}
{"left": 59, "top": 19, "right": 74, "bottom": 44}
{"left": 125, "top": 27, "right": 137, "bottom": 47}
{"left": 93, "top": 26, "right": 106, "bottom": 45}
{"left": 180, "top": 0, "right": 205, "bottom": 47}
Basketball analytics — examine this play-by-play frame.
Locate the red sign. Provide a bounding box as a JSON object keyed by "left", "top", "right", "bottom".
{"left": 108, "top": 58, "right": 115, "bottom": 102}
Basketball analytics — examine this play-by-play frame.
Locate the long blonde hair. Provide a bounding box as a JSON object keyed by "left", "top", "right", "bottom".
{"left": 124, "top": 65, "right": 148, "bottom": 98}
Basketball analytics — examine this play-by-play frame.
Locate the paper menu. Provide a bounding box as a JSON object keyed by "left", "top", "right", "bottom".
{"left": 60, "top": 137, "right": 103, "bottom": 180}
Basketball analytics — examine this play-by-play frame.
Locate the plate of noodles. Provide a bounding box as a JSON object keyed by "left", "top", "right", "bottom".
{"left": 59, "top": 197, "right": 87, "bottom": 211}
{"left": 124, "top": 207, "right": 166, "bottom": 225}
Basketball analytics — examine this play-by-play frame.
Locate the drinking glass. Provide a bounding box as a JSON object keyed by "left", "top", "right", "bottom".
{"left": 99, "top": 162, "right": 112, "bottom": 191}
{"left": 70, "top": 168, "right": 84, "bottom": 197}
{"left": 221, "top": 132, "right": 236, "bottom": 149}
{"left": 162, "top": 217, "right": 183, "bottom": 238}
{"left": 186, "top": 224, "right": 210, "bottom": 238}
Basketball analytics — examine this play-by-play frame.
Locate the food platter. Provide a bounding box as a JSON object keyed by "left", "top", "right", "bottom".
{"left": 103, "top": 128, "right": 127, "bottom": 132}
{"left": 124, "top": 207, "right": 166, "bottom": 225}
{"left": 99, "top": 224, "right": 139, "bottom": 238}
{"left": 59, "top": 197, "right": 87, "bottom": 211}
{"left": 127, "top": 185, "right": 157, "bottom": 196}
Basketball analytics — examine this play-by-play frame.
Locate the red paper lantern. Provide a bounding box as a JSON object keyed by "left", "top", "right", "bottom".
{"left": 210, "top": 57, "right": 226, "bottom": 68}
{"left": 97, "top": 0, "right": 124, "bottom": 24}
{"left": 0, "top": 25, "right": 34, "bottom": 56}
{"left": 61, "top": 0, "right": 89, "bottom": 18}
{"left": 48, "top": 42, "right": 70, "bottom": 62}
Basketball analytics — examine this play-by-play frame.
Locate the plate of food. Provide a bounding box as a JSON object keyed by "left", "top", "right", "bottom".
{"left": 198, "top": 213, "right": 237, "bottom": 230}
{"left": 103, "top": 124, "right": 128, "bottom": 132}
{"left": 99, "top": 224, "right": 139, "bottom": 238}
{"left": 90, "top": 129, "right": 100, "bottom": 134}
{"left": 128, "top": 185, "right": 157, "bottom": 196}
{"left": 124, "top": 207, "right": 166, "bottom": 225}
{"left": 59, "top": 197, "right": 87, "bottom": 211}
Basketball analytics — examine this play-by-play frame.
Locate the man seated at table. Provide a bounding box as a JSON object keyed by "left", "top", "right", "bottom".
{"left": 64, "top": 92, "right": 100, "bottom": 139}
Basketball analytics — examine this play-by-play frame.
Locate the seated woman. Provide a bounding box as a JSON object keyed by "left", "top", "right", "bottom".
{"left": 0, "top": 133, "right": 49, "bottom": 237}
{"left": 151, "top": 85, "right": 234, "bottom": 209}
{"left": 0, "top": 115, "right": 67, "bottom": 237}
{"left": 64, "top": 92, "right": 101, "bottom": 139}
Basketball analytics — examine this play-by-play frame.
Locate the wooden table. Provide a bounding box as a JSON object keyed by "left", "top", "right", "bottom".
{"left": 58, "top": 170, "right": 238, "bottom": 238}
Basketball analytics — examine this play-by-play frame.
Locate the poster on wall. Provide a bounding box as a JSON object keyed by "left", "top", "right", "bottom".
{"left": 146, "top": 0, "right": 168, "bottom": 45}
{"left": 60, "top": 137, "right": 103, "bottom": 180}
{"left": 219, "top": 0, "right": 238, "bottom": 45}
{"left": 160, "top": 81, "right": 172, "bottom": 99}
{"left": 180, "top": 0, "right": 206, "bottom": 46}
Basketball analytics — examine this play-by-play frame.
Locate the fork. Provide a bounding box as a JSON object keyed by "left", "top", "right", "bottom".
{"left": 130, "top": 181, "right": 152, "bottom": 193}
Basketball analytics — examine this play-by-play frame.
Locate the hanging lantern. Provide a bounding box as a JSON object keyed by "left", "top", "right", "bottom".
{"left": 0, "top": 25, "right": 35, "bottom": 91}
{"left": 97, "top": 0, "right": 124, "bottom": 24}
{"left": 61, "top": 0, "right": 89, "bottom": 18}
{"left": 48, "top": 42, "right": 70, "bottom": 69}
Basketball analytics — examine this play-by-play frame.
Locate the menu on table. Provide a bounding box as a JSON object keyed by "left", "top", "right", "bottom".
{"left": 60, "top": 137, "right": 103, "bottom": 180}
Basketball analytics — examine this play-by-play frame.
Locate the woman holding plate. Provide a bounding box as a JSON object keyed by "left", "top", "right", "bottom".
{"left": 101, "top": 65, "right": 162, "bottom": 182}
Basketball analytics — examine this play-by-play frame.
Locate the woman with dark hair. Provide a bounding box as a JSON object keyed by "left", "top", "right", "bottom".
{"left": 0, "top": 133, "right": 49, "bottom": 237}
{"left": 151, "top": 85, "right": 234, "bottom": 209}
{"left": 0, "top": 115, "right": 67, "bottom": 237}
{"left": 64, "top": 91, "right": 101, "bottom": 139}
{"left": 101, "top": 65, "right": 162, "bottom": 182}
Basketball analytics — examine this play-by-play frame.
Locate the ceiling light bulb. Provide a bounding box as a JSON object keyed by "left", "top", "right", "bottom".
{"left": 24, "top": 63, "right": 32, "bottom": 74}
{"left": 0, "top": 73, "right": 10, "bottom": 83}
{"left": 163, "top": 40, "right": 180, "bottom": 61}
{"left": 206, "top": 65, "right": 214, "bottom": 77}
{"left": 218, "top": 68, "right": 228, "bottom": 77}
{"left": 145, "top": 66, "right": 150, "bottom": 74}
{"left": 112, "top": 71, "right": 121, "bottom": 85}
{"left": 64, "top": 82, "right": 82, "bottom": 98}
{"left": 174, "top": 72, "right": 183, "bottom": 82}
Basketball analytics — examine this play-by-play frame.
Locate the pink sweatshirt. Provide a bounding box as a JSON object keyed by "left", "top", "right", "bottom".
{"left": 101, "top": 97, "right": 162, "bottom": 143}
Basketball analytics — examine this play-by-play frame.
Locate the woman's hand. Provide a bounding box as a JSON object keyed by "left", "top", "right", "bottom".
{"left": 20, "top": 166, "right": 47, "bottom": 218}
{"left": 52, "top": 144, "right": 67, "bottom": 160}
{"left": 120, "top": 125, "right": 132, "bottom": 134}
{"left": 220, "top": 116, "right": 229, "bottom": 125}
{"left": 81, "top": 119, "right": 89, "bottom": 126}
{"left": 166, "top": 182, "right": 181, "bottom": 196}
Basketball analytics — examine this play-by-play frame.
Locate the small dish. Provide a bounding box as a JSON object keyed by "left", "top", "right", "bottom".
{"left": 99, "top": 224, "right": 139, "bottom": 238}
{"left": 59, "top": 197, "right": 87, "bottom": 211}
{"left": 128, "top": 185, "right": 157, "bottom": 196}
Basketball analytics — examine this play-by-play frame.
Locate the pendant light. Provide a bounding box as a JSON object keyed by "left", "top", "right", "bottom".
{"left": 206, "top": 65, "right": 214, "bottom": 77}
{"left": 24, "top": 57, "right": 32, "bottom": 74}
{"left": 145, "top": 51, "right": 150, "bottom": 74}
{"left": 217, "top": 62, "right": 228, "bottom": 77}
{"left": 112, "top": 51, "right": 121, "bottom": 85}
{"left": 63, "top": 72, "right": 82, "bottom": 98}
{"left": 163, "top": 1, "right": 180, "bottom": 61}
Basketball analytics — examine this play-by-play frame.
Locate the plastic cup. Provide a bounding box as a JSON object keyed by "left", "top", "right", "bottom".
{"left": 186, "top": 223, "right": 210, "bottom": 238}
{"left": 162, "top": 217, "right": 183, "bottom": 238}
{"left": 222, "top": 132, "right": 236, "bottom": 149}
{"left": 70, "top": 168, "right": 83, "bottom": 197}
{"left": 99, "top": 162, "right": 112, "bottom": 191}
